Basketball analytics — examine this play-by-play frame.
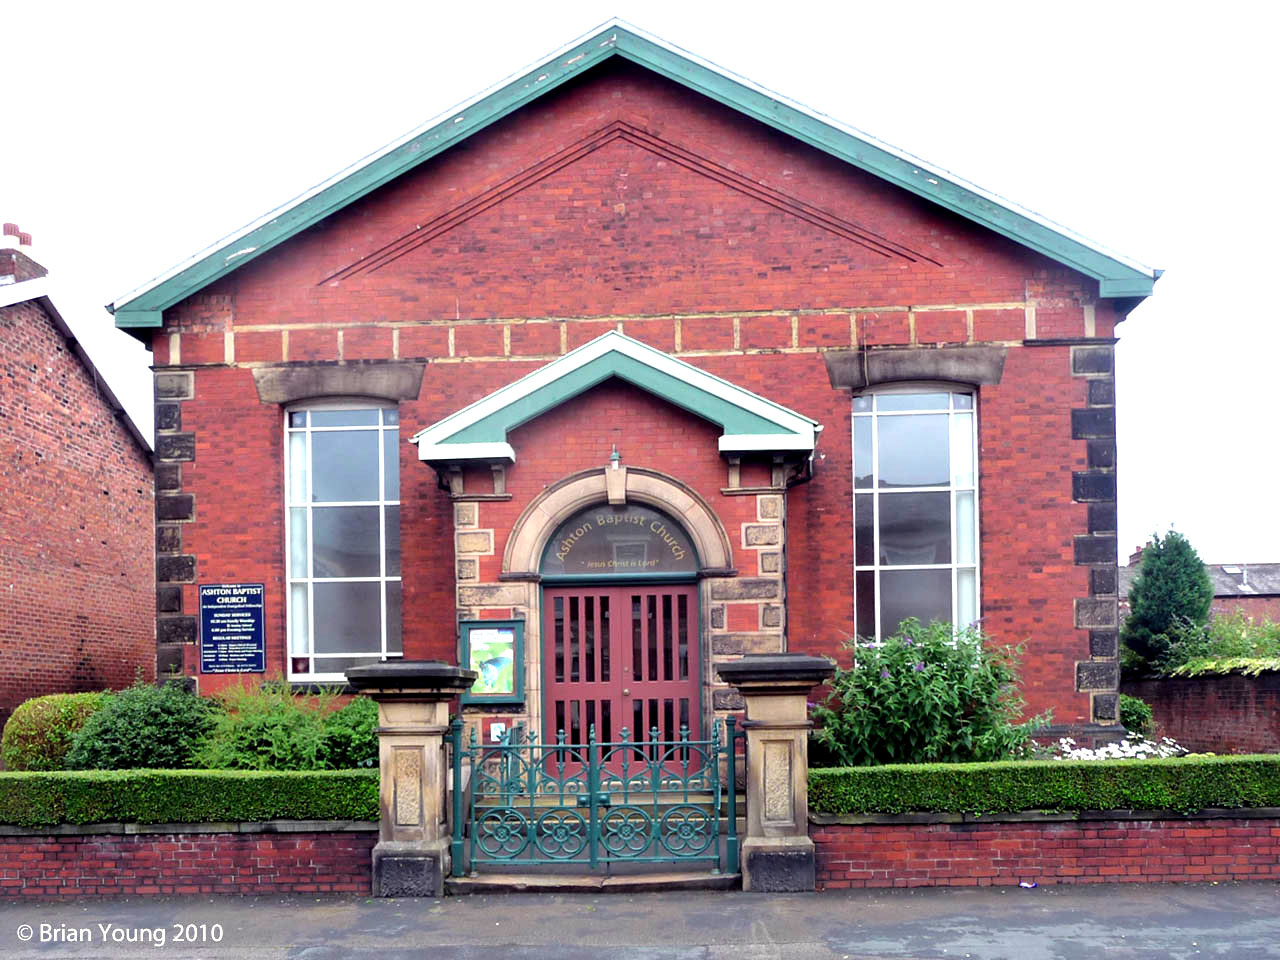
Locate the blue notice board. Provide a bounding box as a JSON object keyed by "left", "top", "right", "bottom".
{"left": 199, "top": 584, "right": 266, "bottom": 673}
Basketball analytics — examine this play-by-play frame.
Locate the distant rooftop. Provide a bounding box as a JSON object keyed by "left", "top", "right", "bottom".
{"left": 1119, "top": 563, "right": 1280, "bottom": 599}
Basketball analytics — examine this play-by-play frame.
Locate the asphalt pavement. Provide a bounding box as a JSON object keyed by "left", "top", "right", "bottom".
{"left": 3, "top": 882, "right": 1278, "bottom": 959}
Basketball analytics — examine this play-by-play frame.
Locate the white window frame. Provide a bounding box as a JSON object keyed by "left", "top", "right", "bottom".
{"left": 852, "top": 382, "right": 981, "bottom": 642}
{"left": 284, "top": 398, "right": 403, "bottom": 681}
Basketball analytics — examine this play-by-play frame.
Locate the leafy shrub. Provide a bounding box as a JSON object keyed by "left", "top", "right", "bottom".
{"left": 811, "top": 620, "right": 1049, "bottom": 766}
{"left": 1118, "top": 693, "right": 1155, "bottom": 737}
{"left": 1, "top": 692, "right": 111, "bottom": 771}
{"left": 195, "top": 683, "right": 333, "bottom": 771}
{"left": 1122, "top": 530, "right": 1213, "bottom": 665}
{"left": 321, "top": 697, "right": 379, "bottom": 769}
{"left": 0, "top": 769, "right": 378, "bottom": 826}
{"left": 1159, "top": 610, "right": 1280, "bottom": 675}
{"left": 194, "top": 684, "right": 378, "bottom": 771}
{"left": 808, "top": 755, "right": 1280, "bottom": 816}
{"left": 64, "top": 682, "right": 216, "bottom": 770}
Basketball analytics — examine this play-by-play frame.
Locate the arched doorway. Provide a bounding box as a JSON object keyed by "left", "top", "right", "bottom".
{"left": 538, "top": 503, "right": 702, "bottom": 745}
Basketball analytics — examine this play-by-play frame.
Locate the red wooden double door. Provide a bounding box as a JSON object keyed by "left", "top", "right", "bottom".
{"left": 543, "top": 584, "right": 701, "bottom": 745}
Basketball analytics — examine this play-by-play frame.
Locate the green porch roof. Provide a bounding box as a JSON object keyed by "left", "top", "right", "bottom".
{"left": 109, "top": 20, "right": 1156, "bottom": 328}
{"left": 409, "top": 330, "right": 819, "bottom": 464}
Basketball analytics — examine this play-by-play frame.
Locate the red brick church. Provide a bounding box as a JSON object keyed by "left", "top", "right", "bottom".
{"left": 110, "top": 22, "right": 1155, "bottom": 738}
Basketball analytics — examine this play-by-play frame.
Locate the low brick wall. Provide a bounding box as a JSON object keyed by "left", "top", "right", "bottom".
{"left": 1123, "top": 672, "right": 1280, "bottom": 754}
{"left": 0, "top": 821, "right": 376, "bottom": 898}
{"left": 811, "top": 810, "right": 1280, "bottom": 889}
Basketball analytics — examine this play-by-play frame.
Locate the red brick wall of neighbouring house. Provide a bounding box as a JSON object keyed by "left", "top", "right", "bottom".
{"left": 0, "top": 296, "right": 154, "bottom": 724}
{"left": 150, "top": 60, "right": 1117, "bottom": 725}
{"left": 812, "top": 817, "right": 1280, "bottom": 888}
{"left": 1122, "top": 673, "right": 1280, "bottom": 754}
{"left": 1212, "top": 597, "right": 1280, "bottom": 621}
{"left": 0, "top": 829, "right": 374, "bottom": 897}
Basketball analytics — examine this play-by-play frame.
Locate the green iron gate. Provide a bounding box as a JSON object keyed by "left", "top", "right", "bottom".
{"left": 450, "top": 718, "right": 739, "bottom": 875}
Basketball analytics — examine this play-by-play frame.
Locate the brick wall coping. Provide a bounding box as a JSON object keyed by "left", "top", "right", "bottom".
{"left": 810, "top": 807, "right": 1280, "bottom": 827}
{"left": 0, "top": 819, "right": 378, "bottom": 838}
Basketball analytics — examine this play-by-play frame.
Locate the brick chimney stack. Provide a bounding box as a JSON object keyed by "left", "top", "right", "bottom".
{"left": 1128, "top": 543, "right": 1148, "bottom": 566}
{"left": 0, "top": 223, "right": 47, "bottom": 284}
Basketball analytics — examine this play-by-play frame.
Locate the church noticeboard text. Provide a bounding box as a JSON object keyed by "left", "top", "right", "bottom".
{"left": 540, "top": 505, "right": 697, "bottom": 576}
{"left": 199, "top": 583, "right": 266, "bottom": 673}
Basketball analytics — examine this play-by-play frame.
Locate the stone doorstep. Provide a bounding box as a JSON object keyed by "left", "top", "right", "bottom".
{"left": 445, "top": 870, "right": 741, "bottom": 895}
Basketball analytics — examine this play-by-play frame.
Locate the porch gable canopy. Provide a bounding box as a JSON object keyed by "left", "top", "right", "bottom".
{"left": 409, "top": 330, "right": 819, "bottom": 465}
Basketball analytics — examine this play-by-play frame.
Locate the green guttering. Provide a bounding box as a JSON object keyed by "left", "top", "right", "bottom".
{"left": 110, "top": 19, "right": 1155, "bottom": 329}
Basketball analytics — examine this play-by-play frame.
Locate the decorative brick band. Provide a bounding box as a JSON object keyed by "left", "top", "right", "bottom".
{"left": 1069, "top": 344, "right": 1119, "bottom": 724}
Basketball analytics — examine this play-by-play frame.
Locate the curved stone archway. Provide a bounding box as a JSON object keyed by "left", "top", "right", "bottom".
{"left": 503, "top": 466, "right": 734, "bottom": 577}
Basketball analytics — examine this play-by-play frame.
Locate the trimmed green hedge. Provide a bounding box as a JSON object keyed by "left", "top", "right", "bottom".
{"left": 0, "top": 770, "right": 379, "bottom": 827}
{"left": 809, "top": 756, "right": 1280, "bottom": 816}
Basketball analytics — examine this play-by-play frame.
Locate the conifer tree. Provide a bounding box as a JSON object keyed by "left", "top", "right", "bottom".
{"left": 1122, "top": 529, "right": 1213, "bottom": 664}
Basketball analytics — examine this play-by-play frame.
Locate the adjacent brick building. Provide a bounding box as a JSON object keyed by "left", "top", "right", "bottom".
{"left": 1, "top": 232, "right": 154, "bottom": 723}
{"left": 109, "top": 23, "right": 1156, "bottom": 738}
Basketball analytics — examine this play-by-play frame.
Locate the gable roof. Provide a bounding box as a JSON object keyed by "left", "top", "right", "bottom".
{"left": 1, "top": 277, "right": 151, "bottom": 453}
{"left": 1120, "top": 563, "right": 1280, "bottom": 600}
{"left": 109, "top": 19, "right": 1157, "bottom": 330}
{"left": 409, "top": 330, "right": 819, "bottom": 464}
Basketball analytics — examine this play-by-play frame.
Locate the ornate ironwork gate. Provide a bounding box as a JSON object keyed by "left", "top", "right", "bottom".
{"left": 450, "top": 719, "right": 738, "bottom": 875}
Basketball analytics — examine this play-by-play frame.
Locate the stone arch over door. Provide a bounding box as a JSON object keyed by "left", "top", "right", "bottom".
{"left": 498, "top": 466, "right": 736, "bottom": 741}
{"left": 503, "top": 467, "right": 734, "bottom": 577}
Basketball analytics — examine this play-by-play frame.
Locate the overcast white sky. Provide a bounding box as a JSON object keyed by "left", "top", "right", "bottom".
{"left": 5, "top": 1, "right": 1277, "bottom": 564}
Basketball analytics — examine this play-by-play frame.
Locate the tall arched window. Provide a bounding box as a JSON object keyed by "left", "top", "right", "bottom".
{"left": 853, "top": 385, "right": 979, "bottom": 641}
{"left": 285, "top": 401, "right": 402, "bottom": 680}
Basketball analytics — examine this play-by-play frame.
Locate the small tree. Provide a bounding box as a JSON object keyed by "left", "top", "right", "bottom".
{"left": 1122, "top": 529, "right": 1213, "bottom": 666}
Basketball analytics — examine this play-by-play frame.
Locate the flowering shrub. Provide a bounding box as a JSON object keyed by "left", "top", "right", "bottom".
{"left": 810, "top": 620, "right": 1049, "bottom": 766}
{"left": 1049, "top": 733, "right": 1188, "bottom": 761}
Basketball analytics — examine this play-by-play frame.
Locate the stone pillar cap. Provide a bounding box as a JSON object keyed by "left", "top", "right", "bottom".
{"left": 716, "top": 653, "right": 835, "bottom": 688}
{"left": 345, "top": 660, "right": 477, "bottom": 698}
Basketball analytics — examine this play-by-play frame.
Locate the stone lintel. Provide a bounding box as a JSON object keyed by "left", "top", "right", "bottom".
{"left": 251, "top": 360, "right": 426, "bottom": 404}
{"left": 824, "top": 345, "right": 1007, "bottom": 391}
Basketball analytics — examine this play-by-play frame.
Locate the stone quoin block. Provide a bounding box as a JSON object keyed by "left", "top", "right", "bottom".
{"left": 1088, "top": 379, "right": 1116, "bottom": 405}
{"left": 154, "top": 371, "right": 194, "bottom": 399}
{"left": 710, "top": 579, "right": 780, "bottom": 601}
{"left": 1073, "top": 472, "right": 1117, "bottom": 502}
{"left": 156, "top": 525, "right": 182, "bottom": 553}
{"left": 1076, "top": 660, "right": 1120, "bottom": 691}
{"left": 455, "top": 531, "right": 494, "bottom": 554}
{"left": 157, "top": 617, "right": 198, "bottom": 645}
{"left": 155, "top": 463, "right": 182, "bottom": 492}
{"left": 1075, "top": 597, "right": 1118, "bottom": 629}
{"left": 155, "top": 433, "right": 196, "bottom": 462}
{"left": 156, "top": 585, "right": 183, "bottom": 614}
{"left": 154, "top": 402, "right": 182, "bottom": 432}
{"left": 1071, "top": 345, "right": 1114, "bottom": 375}
{"left": 759, "top": 552, "right": 781, "bottom": 574}
{"left": 1074, "top": 534, "right": 1117, "bottom": 565}
{"left": 1087, "top": 502, "right": 1118, "bottom": 535}
{"left": 1072, "top": 408, "right": 1116, "bottom": 439}
{"left": 1087, "top": 440, "right": 1116, "bottom": 470}
{"left": 157, "top": 555, "right": 196, "bottom": 583}
{"left": 712, "top": 688, "right": 746, "bottom": 710}
{"left": 744, "top": 524, "right": 781, "bottom": 546}
{"left": 1090, "top": 567, "right": 1119, "bottom": 596}
{"left": 1089, "top": 631, "right": 1119, "bottom": 658}
{"left": 710, "top": 605, "right": 726, "bottom": 630}
{"left": 156, "top": 494, "right": 195, "bottom": 521}
{"left": 1092, "top": 693, "right": 1119, "bottom": 722}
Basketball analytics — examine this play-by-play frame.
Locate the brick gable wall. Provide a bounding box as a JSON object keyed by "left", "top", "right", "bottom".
{"left": 0, "top": 298, "right": 154, "bottom": 722}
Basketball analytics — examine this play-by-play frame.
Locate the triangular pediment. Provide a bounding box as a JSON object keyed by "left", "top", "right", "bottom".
{"left": 111, "top": 20, "right": 1155, "bottom": 330}
{"left": 409, "top": 330, "right": 818, "bottom": 465}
